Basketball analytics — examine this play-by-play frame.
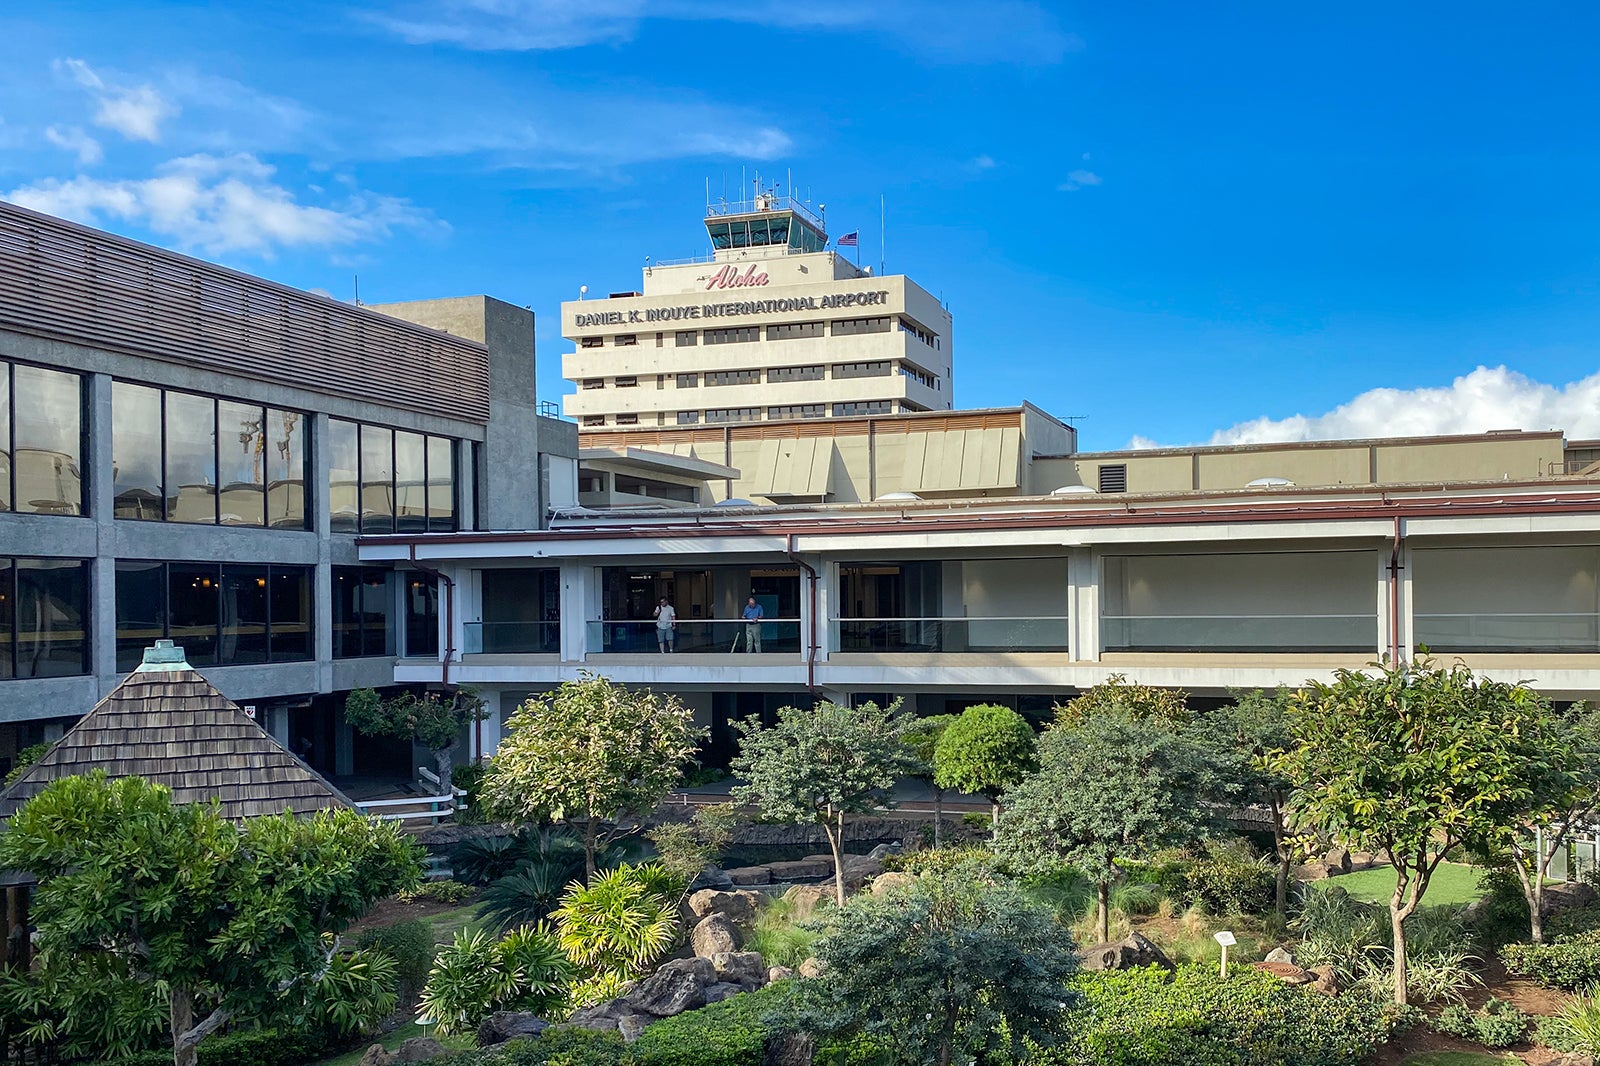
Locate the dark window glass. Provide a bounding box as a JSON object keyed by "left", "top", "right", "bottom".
{"left": 360, "top": 424, "right": 394, "bottom": 534}
{"left": 14, "top": 365, "right": 83, "bottom": 516}
{"left": 405, "top": 575, "right": 439, "bottom": 657}
{"left": 266, "top": 408, "right": 307, "bottom": 529}
{"left": 395, "top": 431, "right": 427, "bottom": 533}
{"left": 361, "top": 569, "right": 392, "bottom": 656}
{"left": 116, "top": 561, "right": 165, "bottom": 671}
{"left": 329, "top": 419, "right": 360, "bottom": 533}
{"left": 218, "top": 400, "right": 266, "bottom": 527}
{"left": 218, "top": 565, "right": 268, "bottom": 665}
{"left": 168, "top": 563, "right": 220, "bottom": 666}
{"left": 165, "top": 392, "right": 217, "bottom": 524}
{"left": 15, "top": 559, "right": 88, "bottom": 678}
{"left": 113, "top": 382, "right": 164, "bottom": 520}
{"left": 0, "top": 367, "right": 11, "bottom": 511}
{"left": 426, "top": 436, "right": 454, "bottom": 531}
{"left": 269, "top": 567, "right": 312, "bottom": 662}
{"left": 0, "top": 564, "right": 12, "bottom": 679}
{"left": 333, "top": 567, "right": 363, "bottom": 658}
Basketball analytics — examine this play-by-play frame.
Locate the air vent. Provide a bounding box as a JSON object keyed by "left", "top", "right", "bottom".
{"left": 1097, "top": 464, "right": 1128, "bottom": 493}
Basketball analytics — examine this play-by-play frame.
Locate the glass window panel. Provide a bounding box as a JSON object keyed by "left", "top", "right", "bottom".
{"left": 0, "top": 368, "right": 13, "bottom": 512}
{"left": 165, "top": 392, "right": 217, "bottom": 524}
{"left": 395, "top": 431, "right": 427, "bottom": 534}
{"left": 269, "top": 567, "right": 312, "bottom": 662}
{"left": 426, "top": 437, "right": 455, "bottom": 531}
{"left": 360, "top": 568, "right": 393, "bottom": 656}
{"left": 0, "top": 563, "right": 13, "bottom": 678}
{"left": 16, "top": 559, "right": 88, "bottom": 677}
{"left": 360, "top": 424, "right": 394, "bottom": 534}
{"left": 266, "top": 408, "right": 307, "bottom": 529}
{"left": 332, "top": 567, "right": 363, "bottom": 659}
{"left": 168, "top": 563, "right": 219, "bottom": 666}
{"left": 14, "top": 365, "right": 82, "bottom": 516}
{"left": 217, "top": 401, "right": 266, "bottom": 527}
{"left": 328, "top": 419, "right": 359, "bottom": 533}
{"left": 116, "top": 561, "right": 166, "bottom": 672}
{"left": 405, "top": 574, "right": 439, "bottom": 658}
{"left": 112, "top": 382, "right": 164, "bottom": 520}
{"left": 218, "top": 564, "right": 268, "bottom": 665}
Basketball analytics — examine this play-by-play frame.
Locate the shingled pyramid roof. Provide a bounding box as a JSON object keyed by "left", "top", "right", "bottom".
{"left": 0, "top": 641, "right": 351, "bottom": 821}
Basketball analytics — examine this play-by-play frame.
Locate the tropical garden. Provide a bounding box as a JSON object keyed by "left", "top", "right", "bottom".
{"left": 5, "top": 663, "right": 1600, "bottom": 1066}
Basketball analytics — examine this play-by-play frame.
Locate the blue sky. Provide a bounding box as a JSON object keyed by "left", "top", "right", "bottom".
{"left": 2, "top": 3, "right": 1599, "bottom": 451}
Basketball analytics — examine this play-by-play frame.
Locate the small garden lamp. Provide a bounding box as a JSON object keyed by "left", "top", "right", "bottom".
{"left": 1212, "top": 930, "right": 1236, "bottom": 979}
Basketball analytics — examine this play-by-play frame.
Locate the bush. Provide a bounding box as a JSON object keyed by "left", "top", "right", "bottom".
{"left": 355, "top": 918, "right": 436, "bottom": 1001}
{"left": 960, "top": 811, "right": 992, "bottom": 832}
{"left": 400, "top": 878, "right": 476, "bottom": 904}
{"left": 882, "top": 845, "right": 997, "bottom": 876}
{"left": 106, "top": 1027, "right": 349, "bottom": 1066}
{"left": 419, "top": 926, "right": 572, "bottom": 1036}
{"left": 1471, "top": 866, "right": 1533, "bottom": 947}
{"left": 745, "top": 893, "right": 820, "bottom": 969}
{"left": 452, "top": 762, "right": 488, "bottom": 823}
{"left": 630, "top": 982, "right": 785, "bottom": 1065}
{"left": 472, "top": 1027, "right": 633, "bottom": 1065}
{"left": 1178, "top": 844, "right": 1274, "bottom": 916}
{"left": 479, "top": 862, "right": 571, "bottom": 933}
{"left": 1434, "top": 998, "right": 1529, "bottom": 1048}
{"left": 1536, "top": 994, "right": 1600, "bottom": 1053}
{"left": 1032, "top": 964, "right": 1401, "bottom": 1066}
{"left": 4, "top": 742, "right": 48, "bottom": 786}
{"left": 1502, "top": 929, "right": 1600, "bottom": 990}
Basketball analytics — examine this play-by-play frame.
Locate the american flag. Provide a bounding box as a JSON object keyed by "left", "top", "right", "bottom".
{"left": 836, "top": 231, "right": 859, "bottom": 247}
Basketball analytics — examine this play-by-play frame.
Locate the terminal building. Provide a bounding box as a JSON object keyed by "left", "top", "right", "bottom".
{"left": 0, "top": 199, "right": 577, "bottom": 779}
{"left": 561, "top": 191, "right": 953, "bottom": 429}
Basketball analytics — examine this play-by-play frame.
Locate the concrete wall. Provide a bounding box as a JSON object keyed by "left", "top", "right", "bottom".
{"left": 1102, "top": 551, "right": 1378, "bottom": 616}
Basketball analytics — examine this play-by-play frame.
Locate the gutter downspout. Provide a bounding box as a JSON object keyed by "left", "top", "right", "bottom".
{"left": 785, "top": 534, "right": 819, "bottom": 692}
{"left": 1388, "top": 513, "right": 1404, "bottom": 665}
{"left": 407, "top": 543, "right": 471, "bottom": 758}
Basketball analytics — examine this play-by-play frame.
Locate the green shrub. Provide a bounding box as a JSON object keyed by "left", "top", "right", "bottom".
{"left": 1032, "top": 964, "right": 1401, "bottom": 1066}
{"left": 355, "top": 918, "right": 436, "bottom": 1000}
{"left": 4, "top": 742, "right": 48, "bottom": 786}
{"left": 631, "top": 983, "right": 786, "bottom": 1065}
{"left": 745, "top": 893, "right": 820, "bottom": 968}
{"left": 960, "top": 811, "right": 992, "bottom": 832}
{"left": 420, "top": 925, "right": 572, "bottom": 1036}
{"left": 1433, "top": 1002, "right": 1476, "bottom": 1038}
{"left": 452, "top": 762, "right": 488, "bottom": 823}
{"left": 1471, "top": 866, "right": 1533, "bottom": 947}
{"left": 1543, "top": 989, "right": 1600, "bottom": 1054}
{"left": 479, "top": 862, "right": 571, "bottom": 933}
{"left": 882, "top": 845, "right": 996, "bottom": 876}
{"left": 1503, "top": 929, "right": 1600, "bottom": 990}
{"left": 1434, "top": 998, "right": 1529, "bottom": 1048}
{"left": 106, "top": 1027, "right": 349, "bottom": 1066}
{"left": 400, "top": 878, "right": 476, "bottom": 904}
{"left": 1178, "top": 844, "right": 1274, "bottom": 916}
{"left": 476, "top": 1027, "right": 634, "bottom": 1065}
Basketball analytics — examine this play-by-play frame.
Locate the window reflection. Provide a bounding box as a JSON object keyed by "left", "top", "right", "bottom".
{"left": 330, "top": 418, "right": 457, "bottom": 534}
{"left": 219, "top": 564, "right": 268, "bottom": 664}
{"left": 333, "top": 565, "right": 395, "bottom": 658}
{"left": 115, "top": 561, "right": 165, "bottom": 672}
{"left": 426, "top": 436, "right": 454, "bottom": 531}
{"left": 113, "top": 382, "right": 163, "bottom": 519}
{"left": 218, "top": 400, "right": 265, "bottom": 527}
{"left": 165, "top": 393, "right": 217, "bottom": 524}
{"left": 267, "top": 408, "right": 305, "bottom": 529}
{"left": 395, "top": 431, "right": 426, "bottom": 534}
{"left": 13, "top": 365, "right": 83, "bottom": 516}
{"left": 329, "top": 419, "right": 359, "bottom": 533}
{"left": 117, "top": 561, "right": 313, "bottom": 670}
{"left": 360, "top": 425, "right": 394, "bottom": 534}
{"left": 11, "top": 559, "right": 88, "bottom": 678}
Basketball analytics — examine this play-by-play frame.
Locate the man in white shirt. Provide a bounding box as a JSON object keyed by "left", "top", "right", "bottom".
{"left": 654, "top": 597, "right": 677, "bottom": 653}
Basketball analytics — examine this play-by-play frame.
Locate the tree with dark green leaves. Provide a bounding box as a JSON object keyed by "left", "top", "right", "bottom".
{"left": 902, "top": 713, "right": 959, "bottom": 847}
{"left": 1272, "top": 659, "right": 1558, "bottom": 1004}
{"left": 482, "top": 674, "right": 705, "bottom": 881}
{"left": 344, "top": 684, "right": 488, "bottom": 784}
{"left": 932, "top": 704, "right": 1036, "bottom": 835}
{"left": 996, "top": 702, "right": 1220, "bottom": 943}
{"left": 791, "top": 863, "right": 1081, "bottom": 1066}
{"left": 1205, "top": 688, "right": 1298, "bottom": 921}
{"left": 732, "top": 700, "right": 916, "bottom": 907}
{"left": 0, "top": 772, "right": 421, "bottom": 1066}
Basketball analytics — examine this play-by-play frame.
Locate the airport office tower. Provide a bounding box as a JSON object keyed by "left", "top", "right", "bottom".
{"left": 561, "top": 192, "right": 953, "bottom": 428}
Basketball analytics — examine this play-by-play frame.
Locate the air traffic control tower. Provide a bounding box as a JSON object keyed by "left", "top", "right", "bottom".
{"left": 561, "top": 189, "right": 953, "bottom": 428}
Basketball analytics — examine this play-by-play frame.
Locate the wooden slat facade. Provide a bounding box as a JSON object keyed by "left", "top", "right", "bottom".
{"left": 0, "top": 200, "right": 491, "bottom": 424}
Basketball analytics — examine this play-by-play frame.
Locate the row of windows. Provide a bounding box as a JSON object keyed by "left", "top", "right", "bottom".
{"left": 833, "top": 361, "right": 892, "bottom": 379}
{"left": 613, "top": 475, "right": 698, "bottom": 503}
{"left": 705, "top": 407, "right": 761, "bottom": 424}
{"left": 706, "top": 369, "right": 761, "bottom": 387}
{"left": 834, "top": 401, "right": 894, "bottom": 416}
{"left": 115, "top": 561, "right": 314, "bottom": 672}
{"left": 328, "top": 419, "right": 457, "bottom": 534}
{"left": 580, "top": 314, "right": 932, "bottom": 349}
{"left": 898, "top": 364, "right": 938, "bottom": 389}
{"left": 768, "top": 404, "right": 825, "bottom": 420}
{"left": 113, "top": 383, "right": 309, "bottom": 528}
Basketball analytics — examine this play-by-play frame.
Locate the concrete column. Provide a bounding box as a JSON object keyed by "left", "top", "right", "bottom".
{"left": 88, "top": 374, "right": 118, "bottom": 693}
{"left": 1070, "top": 548, "right": 1099, "bottom": 662}
{"left": 311, "top": 413, "right": 333, "bottom": 694}
{"left": 476, "top": 688, "right": 504, "bottom": 759}
{"left": 812, "top": 558, "right": 836, "bottom": 663}
{"left": 267, "top": 705, "right": 290, "bottom": 746}
{"left": 449, "top": 564, "right": 471, "bottom": 664}
{"left": 559, "top": 562, "right": 593, "bottom": 662}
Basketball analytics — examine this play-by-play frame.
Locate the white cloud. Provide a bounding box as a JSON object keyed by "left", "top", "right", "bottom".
{"left": 1135, "top": 366, "right": 1600, "bottom": 449}
{"left": 368, "top": 0, "right": 1080, "bottom": 64}
{"left": 972, "top": 154, "right": 998, "bottom": 170}
{"left": 1059, "top": 168, "right": 1101, "bottom": 191}
{"left": 57, "top": 58, "right": 177, "bottom": 142}
{"left": 5, "top": 153, "right": 434, "bottom": 256}
{"left": 44, "top": 125, "right": 102, "bottom": 164}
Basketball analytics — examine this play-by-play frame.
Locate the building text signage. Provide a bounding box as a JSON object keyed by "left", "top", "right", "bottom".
{"left": 705, "top": 265, "right": 769, "bottom": 290}
{"left": 572, "top": 289, "right": 891, "bottom": 329}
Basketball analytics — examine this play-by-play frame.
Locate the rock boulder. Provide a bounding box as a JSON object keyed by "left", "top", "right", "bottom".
{"left": 688, "top": 889, "right": 764, "bottom": 925}
{"left": 691, "top": 912, "right": 743, "bottom": 957}
{"left": 782, "top": 885, "right": 834, "bottom": 921}
{"left": 1323, "top": 847, "right": 1353, "bottom": 875}
{"left": 870, "top": 872, "right": 916, "bottom": 898}
{"left": 726, "top": 866, "right": 773, "bottom": 886}
{"left": 391, "top": 1038, "right": 448, "bottom": 1063}
{"left": 1545, "top": 880, "right": 1599, "bottom": 915}
{"left": 710, "top": 950, "right": 769, "bottom": 990}
{"left": 1077, "top": 933, "right": 1174, "bottom": 972}
{"left": 705, "top": 981, "right": 745, "bottom": 1004}
{"left": 476, "top": 1011, "right": 550, "bottom": 1047}
{"left": 627, "top": 957, "right": 716, "bottom": 1016}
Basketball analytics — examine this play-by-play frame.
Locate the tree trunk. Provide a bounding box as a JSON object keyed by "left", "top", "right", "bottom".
{"left": 1098, "top": 879, "right": 1111, "bottom": 943}
{"left": 827, "top": 810, "right": 848, "bottom": 908}
{"left": 1270, "top": 794, "right": 1288, "bottom": 924}
{"left": 990, "top": 798, "right": 1001, "bottom": 841}
{"left": 583, "top": 816, "right": 598, "bottom": 883}
{"left": 1389, "top": 903, "right": 1409, "bottom": 1006}
{"left": 433, "top": 744, "right": 455, "bottom": 790}
{"left": 1508, "top": 843, "right": 1546, "bottom": 945}
{"left": 933, "top": 786, "right": 944, "bottom": 848}
{"left": 170, "top": 989, "right": 195, "bottom": 1066}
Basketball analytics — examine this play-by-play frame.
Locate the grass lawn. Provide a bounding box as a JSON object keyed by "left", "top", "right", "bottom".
{"left": 422, "top": 901, "right": 486, "bottom": 944}
{"left": 1317, "top": 862, "right": 1485, "bottom": 907}
{"left": 1399, "top": 1054, "right": 1518, "bottom": 1065}
{"left": 312, "top": 1022, "right": 474, "bottom": 1066}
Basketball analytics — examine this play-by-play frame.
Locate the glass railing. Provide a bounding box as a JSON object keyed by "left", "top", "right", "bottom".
{"left": 1412, "top": 613, "right": 1600, "bottom": 653}
{"left": 1100, "top": 614, "right": 1376, "bottom": 653}
{"left": 586, "top": 619, "right": 801, "bottom": 655}
{"left": 462, "top": 621, "right": 561, "bottom": 655}
{"left": 832, "top": 617, "right": 1070, "bottom": 653}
